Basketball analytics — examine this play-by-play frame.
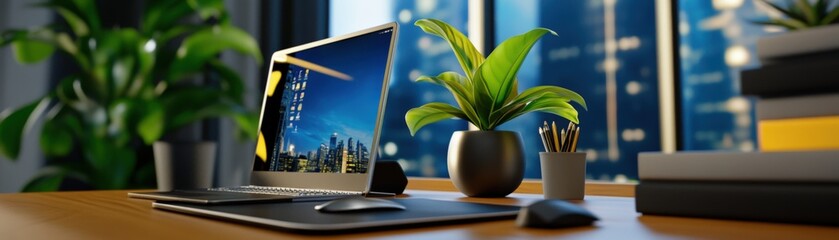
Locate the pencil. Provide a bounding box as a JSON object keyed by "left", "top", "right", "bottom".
{"left": 571, "top": 126, "right": 580, "bottom": 152}
{"left": 543, "top": 121, "right": 554, "bottom": 152}
{"left": 565, "top": 125, "right": 577, "bottom": 152}
{"left": 563, "top": 122, "right": 574, "bottom": 151}
{"left": 551, "top": 121, "right": 560, "bottom": 152}
{"left": 565, "top": 127, "right": 577, "bottom": 152}
{"left": 538, "top": 128, "right": 550, "bottom": 152}
{"left": 559, "top": 128, "right": 566, "bottom": 152}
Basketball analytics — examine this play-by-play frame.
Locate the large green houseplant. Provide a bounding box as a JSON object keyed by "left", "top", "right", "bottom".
{"left": 404, "top": 19, "right": 586, "bottom": 197}
{"left": 0, "top": 0, "right": 260, "bottom": 191}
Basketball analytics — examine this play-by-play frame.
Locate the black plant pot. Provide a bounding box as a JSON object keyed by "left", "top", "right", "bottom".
{"left": 153, "top": 141, "right": 217, "bottom": 191}
{"left": 447, "top": 130, "right": 525, "bottom": 197}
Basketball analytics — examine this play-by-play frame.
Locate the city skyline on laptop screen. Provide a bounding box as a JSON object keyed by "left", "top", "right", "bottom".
{"left": 253, "top": 27, "right": 394, "bottom": 174}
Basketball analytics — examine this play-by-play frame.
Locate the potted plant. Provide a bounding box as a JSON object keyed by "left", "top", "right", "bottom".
{"left": 754, "top": 0, "right": 839, "bottom": 62}
{"left": 404, "top": 19, "right": 586, "bottom": 197}
{"left": 0, "top": 0, "right": 260, "bottom": 191}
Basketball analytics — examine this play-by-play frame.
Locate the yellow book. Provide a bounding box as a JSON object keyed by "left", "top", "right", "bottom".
{"left": 759, "top": 115, "right": 839, "bottom": 152}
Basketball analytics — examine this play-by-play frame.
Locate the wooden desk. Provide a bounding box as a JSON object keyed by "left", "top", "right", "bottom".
{"left": 1, "top": 180, "right": 837, "bottom": 239}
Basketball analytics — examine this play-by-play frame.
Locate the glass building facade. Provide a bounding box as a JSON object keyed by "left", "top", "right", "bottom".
{"left": 495, "top": 0, "right": 660, "bottom": 181}
{"left": 330, "top": 0, "right": 469, "bottom": 177}
{"left": 328, "top": 0, "right": 777, "bottom": 181}
{"left": 678, "top": 0, "right": 775, "bottom": 151}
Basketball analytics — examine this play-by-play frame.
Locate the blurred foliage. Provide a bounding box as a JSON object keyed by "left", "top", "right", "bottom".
{"left": 754, "top": 0, "right": 839, "bottom": 30}
{"left": 0, "top": 0, "right": 261, "bottom": 191}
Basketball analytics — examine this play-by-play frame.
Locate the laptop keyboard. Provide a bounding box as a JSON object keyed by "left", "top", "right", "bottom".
{"left": 207, "top": 186, "right": 360, "bottom": 196}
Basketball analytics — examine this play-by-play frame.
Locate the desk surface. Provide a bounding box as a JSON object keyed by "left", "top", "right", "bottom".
{"left": 1, "top": 184, "right": 838, "bottom": 239}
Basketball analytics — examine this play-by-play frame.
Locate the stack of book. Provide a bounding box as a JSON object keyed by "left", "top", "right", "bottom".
{"left": 636, "top": 32, "right": 839, "bottom": 225}
{"left": 636, "top": 151, "right": 839, "bottom": 225}
{"left": 741, "top": 30, "right": 839, "bottom": 152}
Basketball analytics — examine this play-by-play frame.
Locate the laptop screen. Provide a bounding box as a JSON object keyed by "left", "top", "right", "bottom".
{"left": 253, "top": 26, "right": 394, "bottom": 175}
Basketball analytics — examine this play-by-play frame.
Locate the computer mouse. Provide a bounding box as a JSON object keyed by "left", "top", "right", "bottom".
{"left": 314, "top": 197, "right": 406, "bottom": 213}
{"left": 516, "top": 199, "right": 599, "bottom": 228}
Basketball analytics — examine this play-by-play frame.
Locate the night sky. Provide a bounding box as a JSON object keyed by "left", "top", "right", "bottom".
{"left": 269, "top": 29, "right": 393, "bottom": 156}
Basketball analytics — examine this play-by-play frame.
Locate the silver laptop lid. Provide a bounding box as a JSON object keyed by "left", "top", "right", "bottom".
{"left": 250, "top": 23, "right": 398, "bottom": 193}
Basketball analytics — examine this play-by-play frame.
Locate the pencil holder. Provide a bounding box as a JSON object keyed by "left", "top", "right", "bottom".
{"left": 539, "top": 152, "right": 587, "bottom": 200}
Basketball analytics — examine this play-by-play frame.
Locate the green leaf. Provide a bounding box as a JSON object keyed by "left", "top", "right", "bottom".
{"left": 760, "top": 0, "right": 806, "bottom": 22}
{"left": 137, "top": 101, "right": 165, "bottom": 144}
{"left": 777, "top": 18, "right": 810, "bottom": 29}
{"left": 476, "top": 28, "right": 556, "bottom": 111}
{"left": 795, "top": 0, "right": 817, "bottom": 25}
{"left": 104, "top": 146, "right": 136, "bottom": 189}
{"left": 142, "top": 0, "right": 193, "bottom": 35}
{"left": 208, "top": 59, "right": 245, "bottom": 101}
{"left": 174, "top": 102, "right": 240, "bottom": 129}
{"left": 514, "top": 85, "right": 587, "bottom": 110}
{"left": 471, "top": 66, "right": 495, "bottom": 129}
{"left": 488, "top": 85, "right": 587, "bottom": 128}
{"left": 168, "top": 25, "right": 262, "bottom": 81}
{"left": 0, "top": 30, "right": 20, "bottom": 46}
{"left": 40, "top": 117, "right": 74, "bottom": 157}
{"left": 83, "top": 135, "right": 109, "bottom": 172}
{"left": 516, "top": 96, "right": 579, "bottom": 124}
{"left": 159, "top": 86, "right": 253, "bottom": 137}
{"left": 414, "top": 19, "right": 484, "bottom": 79}
{"left": 143, "top": 0, "right": 225, "bottom": 35}
{"left": 814, "top": 0, "right": 828, "bottom": 20}
{"left": 505, "top": 78, "right": 520, "bottom": 104}
{"left": 39, "top": 0, "right": 102, "bottom": 35}
{"left": 155, "top": 25, "right": 194, "bottom": 44}
{"left": 416, "top": 72, "right": 480, "bottom": 126}
{"left": 21, "top": 172, "right": 64, "bottom": 192}
{"left": 492, "top": 95, "right": 579, "bottom": 128}
{"left": 82, "top": 138, "right": 135, "bottom": 189}
{"left": 69, "top": 0, "right": 101, "bottom": 33}
{"left": 160, "top": 87, "right": 223, "bottom": 128}
{"left": 232, "top": 111, "right": 259, "bottom": 140}
{"left": 55, "top": 8, "right": 89, "bottom": 36}
{"left": 128, "top": 37, "right": 155, "bottom": 97}
{"left": 11, "top": 37, "right": 55, "bottom": 63}
{"left": 0, "top": 98, "right": 48, "bottom": 160}
{"left": 822, "top": 6, "right": 839, "bottom": 25}
{"left": 405, "top": 102, "right": 467, "bottom": 136}
{"left": 187, "top": 0, "right": 226, "bottom": 21}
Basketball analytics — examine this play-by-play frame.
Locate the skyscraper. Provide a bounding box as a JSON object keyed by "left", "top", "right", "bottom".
{"left": 357, "top": 143, "right": 369, "bottom": 173}
{"left": 334, "top": 140, "right": 345, "bottom": 173}
{"left": 296, "top": 155, "right": 308, "bottom": 172}
{"left": 329, "top": 133, "right": 338, "bottom": 150}
{"left": 316, "top": 143, "right": 328, "bottom": 172}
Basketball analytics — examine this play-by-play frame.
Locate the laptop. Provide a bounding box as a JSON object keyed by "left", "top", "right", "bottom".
{"left": 129, "top": 22, "right": 398, "bottom": 204}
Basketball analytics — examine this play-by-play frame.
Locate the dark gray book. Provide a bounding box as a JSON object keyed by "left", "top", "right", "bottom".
{"left": 756, "top": 93, "right": 839, "bottom": 120}
{"left": 635, "top": 181, "right": 839, "bottom": 226}
{"left": 740, "top": 59, "right": 839, "bottom": 98}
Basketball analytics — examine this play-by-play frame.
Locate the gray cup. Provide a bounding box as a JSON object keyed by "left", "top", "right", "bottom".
{"left": 539, "top": 152, "right": 587, "bottom": 200}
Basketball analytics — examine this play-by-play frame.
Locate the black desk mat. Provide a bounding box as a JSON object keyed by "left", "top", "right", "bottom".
{"left": 154, "top": 198, "right": 521, "bottom": 232}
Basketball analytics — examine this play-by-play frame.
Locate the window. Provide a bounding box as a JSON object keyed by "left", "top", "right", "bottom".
{"left": 678, "top": 0, "right": 771, "bottom": 151}
{"left": 330, "top": 0, "right": 469, "bottom": 177}
{"left": 495, "top": 0, "right": 660, "bottom": 181}
{"left": 328, "top": 0, "right": 766, "bottom": 182}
